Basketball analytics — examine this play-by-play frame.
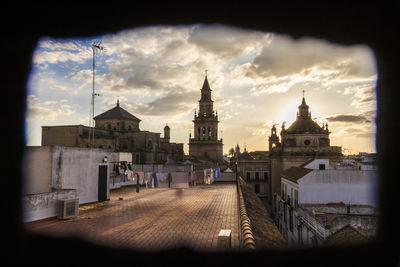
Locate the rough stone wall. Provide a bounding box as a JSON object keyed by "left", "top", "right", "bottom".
{"left": 189, "top": 141, "right": 223, "bottom": 162}
{"left": 95, "top": 118, "right": 139, "bottom": 132}
{"left": 42, "top": 126, "right": 79, "bottom": 147}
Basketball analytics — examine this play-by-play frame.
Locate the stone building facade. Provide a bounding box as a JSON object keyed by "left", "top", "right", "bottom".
{"left": 268, "top": 96, "right": 342, "bottom": 214}
{"left": 275, "top": 158, "right": 377, "bottom": 247}
{"left": 42, "top": 100, "right": 184, "bottom": 164}
{"left": 188, "top": 75, "right": 223, "bottom": 163}
{"left": 233, "top": 145, "right": 270, "bottom": 197}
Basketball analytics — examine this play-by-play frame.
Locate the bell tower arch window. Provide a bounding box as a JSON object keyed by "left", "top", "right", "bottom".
{"left": 198, "top": 127, "right": 201, "bottom": 140}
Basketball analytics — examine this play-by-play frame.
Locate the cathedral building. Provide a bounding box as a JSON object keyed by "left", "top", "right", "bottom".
{"left": 188, "top": 75, "right": 223, "bottom": 163}
{"left": 268, "top": 95, "right": 342, "bottom": 214}
{"left": 42, "top": 99, "right": 184, "bottom": 164}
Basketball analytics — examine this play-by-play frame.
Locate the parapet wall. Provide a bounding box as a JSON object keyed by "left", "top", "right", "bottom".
{"left": 238, "top": 178, "right": 287, "bottom": 249}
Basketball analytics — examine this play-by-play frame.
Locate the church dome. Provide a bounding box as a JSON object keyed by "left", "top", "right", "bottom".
{"left": 94, "top": 100, "right": 141, "bottom": 122}
{"left": 285, "top": 119, "right": 324, "bottom": 134}
{"left": 284, "top": 96, "right": 324, "bottom": 134}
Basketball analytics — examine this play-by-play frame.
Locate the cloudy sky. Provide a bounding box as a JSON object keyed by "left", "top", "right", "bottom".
{"left": 26, "top": 24, "right": 377, "bottom": 155}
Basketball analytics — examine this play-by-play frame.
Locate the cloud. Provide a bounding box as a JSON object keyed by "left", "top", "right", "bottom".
{"left": 33, "top": 39, "right": 91, "bottom": 65}
{"left": 248, "top": 35, "right": 375, "bottom": 79}
{"left": 188, "top": 24, "right": 268, "bottom": 58}
{"left": 243, "top": 34, "right": 377, "bottom": 96}
{"left": 26, "top": 95, "right": 75, "bottom": 121}
{"left": 326, "top": 114, "right": 369, "bottom": 123}
{"left": 124, "top": 90, "right": 198, "bottom": 116}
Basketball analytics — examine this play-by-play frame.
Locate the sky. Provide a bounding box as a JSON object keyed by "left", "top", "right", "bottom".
{"left": 26, "top": 24, "right": 377, "bottom": 155}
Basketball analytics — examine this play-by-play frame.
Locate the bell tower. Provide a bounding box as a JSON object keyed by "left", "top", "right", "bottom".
{"left": 269, "top": 123, "right": 280, "bottom": 151}
{"left": 189, "top": 72, "right": 223, "bottom": 162}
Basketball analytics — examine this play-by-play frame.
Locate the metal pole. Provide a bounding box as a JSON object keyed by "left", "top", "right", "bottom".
{"left": 92, "top": 46, "right": 95, "bottom": 148}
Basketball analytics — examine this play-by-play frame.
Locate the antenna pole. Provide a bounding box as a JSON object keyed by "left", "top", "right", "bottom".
{"left": 89, "top": 41, "right": 104, "bottom": 148}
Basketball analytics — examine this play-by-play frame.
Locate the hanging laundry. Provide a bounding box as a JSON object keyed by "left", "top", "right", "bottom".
{"left": 145, "top": 172, "right": 153, "bottom": 188}
{"left": 213, "top": 168, "right": 221, "bottom": 180}
{"left": 195, "top": 170, "right": 205, "bottom": 184}
{"left": 156, "top": 172, "right": 169, "bottom": 188}
{"left": 152, "top": 172, "right": 157, "bottom": 188}
{"left": 113, "top": 164, "right": 119, "bottom": 175}
{"left": 171, "top": 172, "right": 189, "bottom": 189}
{"left": 192, "top": 171, "right": 197, "bottom": 186}
{"left": 136, "top": 171, "right": 145, "bottom": 185}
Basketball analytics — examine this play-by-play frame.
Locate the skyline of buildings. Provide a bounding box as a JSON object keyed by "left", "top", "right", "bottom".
{"left": 26, "top": 24, "right": 377, "bottom": 155}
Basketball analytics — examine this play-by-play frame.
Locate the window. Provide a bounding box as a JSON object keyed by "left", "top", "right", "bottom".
{"left": 298, "top": 225, "right": 303, "bottom": 245}
{"left": 319, "top": 164, "right": 325, "bottom": 170}
{"left": 283, "top": 184, "right": 287, "bottom": 199}
{"left": 264, "top": 172, "right": 268, "bottom": 181}
{"left": 246, "top": 172, "right": 250, "bottom": 180}
{"left": 202, "top": 127, "right": 206, "bottom": 136}
{"left": 304, "top": 139, "right": 310, "bottom": 146}
{"left": 283, "top": 203, "right": 287, "bottom": 223}
{"left": 294, "top": 189, "right": 298, "bottom": 208}
{"left": 255, "top": 184, "right": 260, "bottom": 194}
{"left": 289, "top": 209, "right": 293, "bottom": 232}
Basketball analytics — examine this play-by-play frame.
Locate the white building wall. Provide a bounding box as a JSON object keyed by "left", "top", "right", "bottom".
{"left": 50, "top": 146, "right": 111, "bottom": 204}
{"left": 22, "top": 146, "right": 53, "bottom": 195}
{"left": 298, "top": 170, "right": 379, "bottom": 207}
{"left": 303, "top": 159, "right": 330, "bottom": 170}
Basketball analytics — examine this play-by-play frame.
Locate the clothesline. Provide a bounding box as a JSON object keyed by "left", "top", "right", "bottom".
{"left": 110, "top": 167, "right": 222, "bottom": 188}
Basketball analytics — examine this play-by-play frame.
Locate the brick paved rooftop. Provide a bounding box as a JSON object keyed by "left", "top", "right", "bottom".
{"left": 26, "top": 183, "right": 239, "bottom": 251}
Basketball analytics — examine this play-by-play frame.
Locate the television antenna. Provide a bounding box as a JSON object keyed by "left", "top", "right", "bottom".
{"left": 88, "top": 41, "right": 105, "bottom": 148}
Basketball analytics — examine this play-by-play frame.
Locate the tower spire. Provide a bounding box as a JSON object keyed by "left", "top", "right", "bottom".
{"left": 117, "top": 96, "right": 120, "bottom": 107}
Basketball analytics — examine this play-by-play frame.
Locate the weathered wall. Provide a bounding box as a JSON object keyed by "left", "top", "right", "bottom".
{"left": 95, "top": 118, "right": 139, "bottom": 132}
{"left": 22, "top": 189, "right": 77, "bottom": 222}
{"left": 22, "top": 146, "right": 52, "bottom": 195}
{"left": 299, "top": 170, "right": 379, "bottom": 207}
{"left": 188, "top": 141, "right": 223, "bottom": 162}
{"left": 51, "top": 146, "right": 111, "bottom": 204}
{"left": 42, "top": 126, "right": 79, "bottom": 147}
